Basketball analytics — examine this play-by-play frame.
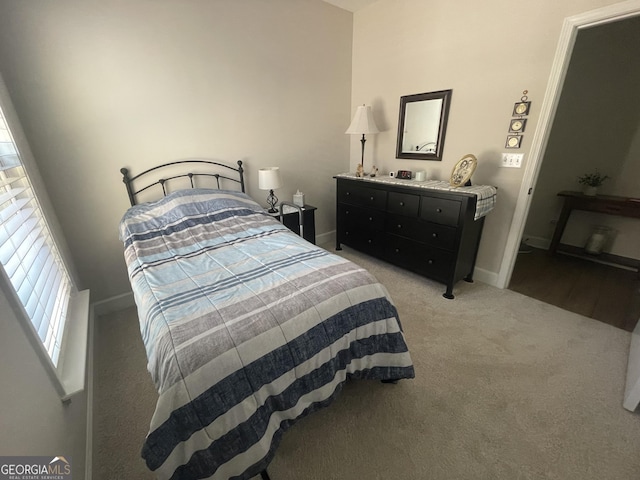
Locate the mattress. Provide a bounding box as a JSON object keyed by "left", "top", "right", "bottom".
{"left": 119, "top": 189, "right": 414, "bottom": 479}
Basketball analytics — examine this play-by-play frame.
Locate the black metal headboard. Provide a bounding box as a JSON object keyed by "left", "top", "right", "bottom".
{"left": 120, "top": 159, "right": 245, "bottom": 206}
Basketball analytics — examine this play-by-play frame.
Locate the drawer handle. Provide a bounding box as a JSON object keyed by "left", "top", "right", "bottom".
{"left": 432, "top": 233, "right": 437, "bottom": 238}
{"left": 397, "top": 224, "right": 402, "bottom": 229}
{"left": 346, "top": 192, "right": 350, "bottom": 196}
{"left": 399, "top": 201, "right": 405, "bottom": 206}
{"left": 369, "top": 217, "right": 373, "bottom": 221}
{"left": 345, "top": 210, "right": 350, "bottom": 215}
{"left": 395, "top": 248, "right": 400, "bottom": 253}
{"left": 436, "top": 208, "right": 442, "bottom": 213}
{"left": 368, "top": 239, "right": 372, "bottom": 244}
{"left": 427, "top": 259, "right": 434, "bottom": 265}
{"left": 370, "top": 196, "right": 374, "bottom": 201}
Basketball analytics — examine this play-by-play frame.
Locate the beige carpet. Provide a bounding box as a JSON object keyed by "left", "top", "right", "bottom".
{"left": 93, "top": 246, "right": 640, "bottom": 480}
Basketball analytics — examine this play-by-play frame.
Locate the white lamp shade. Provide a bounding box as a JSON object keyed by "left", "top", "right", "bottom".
{"left": 345, "top": 105, "right": 380, "bottom": 135}
{"left": 258, "top": 167, "right": 282, "bottom": 190}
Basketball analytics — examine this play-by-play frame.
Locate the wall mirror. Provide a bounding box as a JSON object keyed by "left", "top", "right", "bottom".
{"left": 396, "top": 89, "right": 452, "bottom": 161}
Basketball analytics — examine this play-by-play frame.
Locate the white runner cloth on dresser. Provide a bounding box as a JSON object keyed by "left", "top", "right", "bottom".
{"left": 335, "top": 173, "right": 497, "bottom": 220}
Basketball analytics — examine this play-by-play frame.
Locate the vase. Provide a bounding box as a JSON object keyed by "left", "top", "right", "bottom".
{"left": 583, "top": 186, "right": 598, "bottom": 196}
{"left": 585, "top": 226, "right": 611, "bottom": 255}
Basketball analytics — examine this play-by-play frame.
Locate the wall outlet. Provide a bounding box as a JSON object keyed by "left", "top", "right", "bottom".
{"left": 501, "top": 153, "right": 524, "bottom": 168}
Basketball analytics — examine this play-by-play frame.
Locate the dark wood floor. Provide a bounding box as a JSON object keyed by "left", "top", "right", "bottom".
{"left": 509, "top": 247, "right": 640, "bottom": 332}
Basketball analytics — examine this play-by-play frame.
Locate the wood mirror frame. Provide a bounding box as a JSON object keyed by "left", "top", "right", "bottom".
{"left": 396, "top": 89, "right": 452, "bottom": 161}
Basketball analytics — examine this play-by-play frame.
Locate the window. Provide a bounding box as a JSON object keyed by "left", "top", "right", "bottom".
{"left": 0, "top": 103, "right": 72, "bottom": 368}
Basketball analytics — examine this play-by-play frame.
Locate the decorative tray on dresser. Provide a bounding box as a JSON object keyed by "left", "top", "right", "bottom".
{"left": 334, "top": 173, "right": 497, "bottom": 299}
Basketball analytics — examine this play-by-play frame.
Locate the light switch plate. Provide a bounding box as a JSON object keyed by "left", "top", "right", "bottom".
{"left": 501, "top": 153, "right": 524, "bottom": 168}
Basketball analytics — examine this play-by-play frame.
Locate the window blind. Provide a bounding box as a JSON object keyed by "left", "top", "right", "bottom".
{"left": 0, "top": 105, "right": 72, "bottom": 367}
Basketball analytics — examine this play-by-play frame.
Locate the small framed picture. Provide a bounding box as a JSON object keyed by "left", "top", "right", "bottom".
{"left": 449, "top": 154, "right": 477, "bottom": 187}
{"left": 505, "top": 135, "right": 522, "bottom": 149}
{"left": 509, "top": 118, "right": 527, "bottom": 133}
{"left": 513, "top": 101, "right": 531, "bottom": 116}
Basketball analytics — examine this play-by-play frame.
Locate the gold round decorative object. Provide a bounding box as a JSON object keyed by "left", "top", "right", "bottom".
{"left": 449, "top": 154, "right": 478, "bottom": 187}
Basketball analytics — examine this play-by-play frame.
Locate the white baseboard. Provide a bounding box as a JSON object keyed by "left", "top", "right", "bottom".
{"left": 316, "top": 230, "right": 336, "bottom": 249}
{"left": 522, "top": 235, "right": 550, "bottom": 250}
{"left": 521, "top": 235, "right": 638, "bottom": 272}
{"left": 473, "top": 267, "right": 500, "bottom": 288}
{"left": 92, "top": 292, "right": 135, "bottom": 317}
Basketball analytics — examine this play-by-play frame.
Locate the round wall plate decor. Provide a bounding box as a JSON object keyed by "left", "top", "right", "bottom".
{"left": 449, "top": 154, "right": 477, "bottom": 187}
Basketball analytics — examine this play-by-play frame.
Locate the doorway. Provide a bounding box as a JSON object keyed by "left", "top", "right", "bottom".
{"left": 500, "top": 5, "right": 640, "bottom": 331}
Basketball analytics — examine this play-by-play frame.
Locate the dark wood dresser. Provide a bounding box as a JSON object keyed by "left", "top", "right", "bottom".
{"left": 335, "top": 175, "right": 490, "bottom": 299}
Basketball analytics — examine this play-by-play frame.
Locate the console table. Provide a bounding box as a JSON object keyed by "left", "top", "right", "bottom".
{"left": 549, "top": 191, "right": 640, "bottom": 255}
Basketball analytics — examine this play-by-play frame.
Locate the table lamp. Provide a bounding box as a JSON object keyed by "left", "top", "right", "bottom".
{"left": 345, "top": 105, "right": 380, "bottom": 170}
{"left": 258, "top": 167, "right": 282, "bottom": 213}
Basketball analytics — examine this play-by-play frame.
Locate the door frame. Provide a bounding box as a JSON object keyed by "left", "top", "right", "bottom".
{"left": 497, "top": 0, "right": 640, "bottom": 289}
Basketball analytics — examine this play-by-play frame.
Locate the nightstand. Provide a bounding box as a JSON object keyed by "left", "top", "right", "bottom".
{"left": 274, "top": 204, "right": 317, "bottom": 244}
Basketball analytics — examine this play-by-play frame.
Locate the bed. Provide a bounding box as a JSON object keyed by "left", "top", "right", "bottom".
{"left": 119, "top": 160, "right": 415, "bottom": 480}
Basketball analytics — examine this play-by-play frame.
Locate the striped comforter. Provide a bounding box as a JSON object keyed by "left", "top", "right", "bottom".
{"left": 119, "top": 189, "right": 415, "bottom": 480}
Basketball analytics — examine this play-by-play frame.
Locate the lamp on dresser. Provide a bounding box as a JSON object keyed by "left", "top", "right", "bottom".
{"left": 258, "top": 167, "right": 282, "bottom": 213}
{"left": 345, "top": 105, "right": 380, "bottom": 171}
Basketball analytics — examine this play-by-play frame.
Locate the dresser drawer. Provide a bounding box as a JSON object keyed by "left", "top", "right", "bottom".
{"left": 385, "top": 215, "right": 423, "bottom": 239}
{"left": 387, "top": 192, "right": 420, "bottom": 217}
{"left": 421, "top": 222, "right": 457, "bottom": 250}
{"left": 384, "top": 234, "right": 453, "bottom": 282}
{"left": 385, "top": 216, "right": 455, "bottom": 250}
{"left": 420, "top": 197, "right": 461, "bottom": 226}
{"left": 340, "top": 228, "right": 384, "bottom": 256}
{"left": 337, "top": 183, "right": 387, "bottom": 209}
{"left": 338, "top": 204, "right": 385, "bottom": 231}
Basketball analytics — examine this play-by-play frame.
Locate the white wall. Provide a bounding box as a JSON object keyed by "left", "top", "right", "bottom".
{"left": 0, "top": 289, "right": 87, "bottom": 477}
{"left": 349, "top": 0, "right": 626, "bottom": 276}
{"left": 0, "top": 0, "right": 353, "bottom": 302}
{"left": 1, "top": 0, "right": 635, "bottom": 300}
{"left": 0, "top": 66, "right": 87, "bottom": 479}
{"left": 524, "top": 16, "right": 640, "bottom": 259}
